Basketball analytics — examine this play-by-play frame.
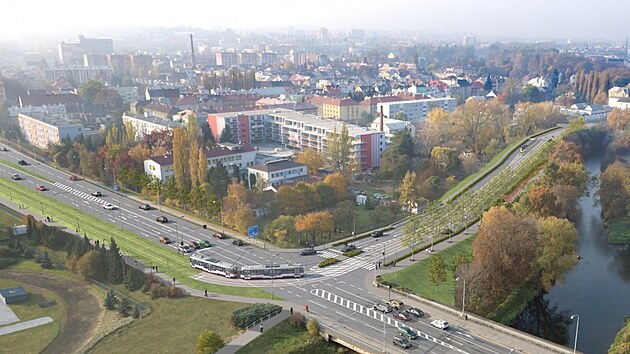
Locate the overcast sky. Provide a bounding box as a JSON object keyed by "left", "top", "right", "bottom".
{"left": 2, "top": 0, "right": 628, "bottom": 42}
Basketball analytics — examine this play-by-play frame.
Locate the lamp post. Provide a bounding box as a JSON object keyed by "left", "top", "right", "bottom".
{"left": 76, "top": 218, "right": 80, "bottom": 233}
{"left": 40, "top": 202, "right": 44, "bottom": 216}
{"left": 570, "top": 314, "right": 579, "bottom": 354}
{"left": 456, "top": 277, "right": 466, "bottom": 317}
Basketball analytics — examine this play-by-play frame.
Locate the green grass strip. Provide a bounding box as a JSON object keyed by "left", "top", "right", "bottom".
{"left": 0, "top": 177, "right": 274, "bottom": 299}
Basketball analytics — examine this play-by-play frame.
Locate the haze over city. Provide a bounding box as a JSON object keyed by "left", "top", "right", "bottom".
{"left": 2, "top": 0, "right": 630, "bottom": 42}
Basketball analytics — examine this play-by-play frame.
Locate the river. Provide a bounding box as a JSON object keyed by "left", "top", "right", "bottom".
{"left": 511, "top": 157, "right": 630, "bottom": 354}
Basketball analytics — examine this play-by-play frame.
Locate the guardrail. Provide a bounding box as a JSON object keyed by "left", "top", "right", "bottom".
{"left": 243, "top": 308, "right": 282, "bottom": 330}
{"left": 313, "top": 318, "right": 388, "bottom": 354}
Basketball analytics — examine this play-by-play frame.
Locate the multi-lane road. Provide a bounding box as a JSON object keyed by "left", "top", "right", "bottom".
{"left": 0, "top": 131, "right": 565, "bottom": 353}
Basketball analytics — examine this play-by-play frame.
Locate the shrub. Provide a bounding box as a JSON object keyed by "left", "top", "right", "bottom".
{"left": 318, "top": 258, "right": 339, "bottom": 268}
{"left": 288, "top": 312, "right": 306, "bottom": 329}
{"left": 307, "top": 319, "right": 319, "bottom": 337}
{"left": 22, "top": 248, "right": 34, "bottom": 259}
{"left": 231, "top": 303, "right": 282, "bottom": 329}
{"left": 0, "top": 246, "right": 16, "bottom": 258}
{"left": 0, "top": 258, "right": 17, "bottom": 270}
{"left": 342, "top": 249, "right": 363, "bottom": 257}
{"left": 196, "top": 330, "right": 224, "bottom": 354}
{"left": 40, "top": 252, "right": 53, "bottom": 269}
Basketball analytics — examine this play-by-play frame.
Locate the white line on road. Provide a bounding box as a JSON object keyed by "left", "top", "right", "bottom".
{"left": 363, "top": 322, "right": 384, "bottom": 333}
{"left": 310, "top": 300, "right": 328, "bottom": 309}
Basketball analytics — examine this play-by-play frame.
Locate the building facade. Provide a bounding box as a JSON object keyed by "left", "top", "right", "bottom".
{"left": 122, "top": 114, "right": 184, "bottom": 141}
{"left": 44, "top": 66, "right": 113, "bottom": 85}
{"left": 247, "top": 160, "right": 308, "bottom": 188}
{"left": 18, "top": 113, "right": 84, "bottom": 149}
{"left": 309, "top": 97, "right": 364, "bottom": 121}
{"left": 377, "top": 97, "right": 456, "bottom": 123}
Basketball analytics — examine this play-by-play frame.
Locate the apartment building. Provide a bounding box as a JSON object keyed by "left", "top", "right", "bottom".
{"left": 247, "top": 160, "right": 308, "bottom": 188}
{"left": 44, "top": 66, "right": 113, "bottom": 85}
{"left": 377, "top": 97, "right": 456, "bottom": 123}
{"left": 309, "top": 96, "right": 364, "bottom": 121}
{"left": 18, "top": 113, "right": 84, "bottom": 149}
{"left": 215, "top": 52, "right": 238, "bottom": 67}
{"left": 122, "top": 114, "right": 184, "bottom": 141}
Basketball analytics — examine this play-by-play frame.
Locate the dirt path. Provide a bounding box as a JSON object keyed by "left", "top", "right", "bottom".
{"left": 0, "top": 270, "right": 102, "bottom": 354}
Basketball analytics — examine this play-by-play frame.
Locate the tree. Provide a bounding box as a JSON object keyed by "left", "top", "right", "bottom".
{"left": 265, "top": 215, "right": 297, "bottom": 246}
{"left": 394, "top": 111, "right": 409, "bottom": 121}
{"left": 208, "top": 163, "right": 230, "bottom": 198}
{"left": 526, "top": 185, "right": 560, "bottom": 217}
{"left": 197, "top": 148, "right": 209, "bottom": 184}
{"left": 607, "top": 108, "right": 630, "bottom": 132}
{"left": 195, "top": 330, "right": 225, "bottom": 354}
{"left": 536, "top": 216, "right": 578, "bottom": 291}
{"left": 107, "top": 238, "right": 125, "bottom": 284}
{"left": 189, "top": 140, "right": 200, "bottom": 188}
{"left": 219, "top": 125, "right": 234, "bottom": 143}
{"left": 323, "top": 173, "right": 348, "bottom": 203}
{"left": 306, "top": 319, "right": 319, "bottom": 337}
{"left": 295, "top": 149, "right": 324, "bottom": 174}
{"left": 104, "top": 290, "right": 115, "bottom": 310}
{"left": 399, "top": 171, "right": 420, "bottom": 211}
{"left": 118, "top": 297, "right": 131, "bottom": 317}
{"left": 78, "top": 80, "right": 104, "bottom": 104}
{"left": 132, "top": 306, "right": 140, "bottom": 319}
{"left": 325, "top": 124, "right": 356, "bottom": 176}
{"left": 173, "top": 128, "right": 190, "bottom": 192}
{"left": 76, "top": 250, "right": 106, "bottom": 281}
{"left": 222, "top": 182, "right": 254, "bottom": 233}
{"left": 483, "top": 76, "right": 493, "bottom": 92}
{"left": 94, "top": 88, "right": 124, "bottom": 112}
{"left": 295, "top": 211, "right": 334, "bottom": 246}
{"left": 427, "top": 253, "right": 447, "bottom": 292}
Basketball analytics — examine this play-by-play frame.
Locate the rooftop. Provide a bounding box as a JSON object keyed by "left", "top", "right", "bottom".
{"left": 249, "top": 160, "right": 306, "bottom": 173}
{"left": 149, "top": 143, "right": 256, "bottom": 166}
{"left": 0, "top": 287, "right": 27, "bottom": 298}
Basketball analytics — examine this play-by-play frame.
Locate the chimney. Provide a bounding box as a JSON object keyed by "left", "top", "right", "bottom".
{"left": 190, "top": 34, "right": 195, "bottom": 68}
{"left": 379, "top": 106, "right": 384, "bottom": 132}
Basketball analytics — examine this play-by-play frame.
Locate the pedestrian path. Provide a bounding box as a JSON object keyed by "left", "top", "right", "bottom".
{"left": 0, "top": 317, "right": 53, "bottom": 336}
{"left": 216, "top": 309, "right": 291, "bottom": 354}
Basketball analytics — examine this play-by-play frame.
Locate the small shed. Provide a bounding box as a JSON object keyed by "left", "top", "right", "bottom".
{"left": 356, "top": 195, "right": 367, "bottom": 205}
{"left": 11, "top": 225, "right": 27, "bottom": 236}
{"left": 0, "top": 287, "right": 28, "bottom": 304}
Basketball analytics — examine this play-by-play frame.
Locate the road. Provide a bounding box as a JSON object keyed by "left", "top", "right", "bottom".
{"left": 0, "top": 132, "right": 564, "bottom": 354}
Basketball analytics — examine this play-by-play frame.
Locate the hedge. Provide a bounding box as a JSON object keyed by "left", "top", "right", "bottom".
{"left": 231, "top": 303, "right": 282, "bottom": 329}
{"left": 342, "top": 249, "right": 363, "bottom": 257}
{"left": 318, "top": 258, "right": 339, "bottom": 268}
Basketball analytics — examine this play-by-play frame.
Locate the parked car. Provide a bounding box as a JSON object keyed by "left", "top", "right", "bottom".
{"left": 371, "top": 230, "right": 384, "bottom": 237}
{"left": 232, "top": 239, "right": 244, "bottom": 246}
{"left": 156, "top": 215, "right": 168, "bottom": 223}
{"left": 102, "top": 203, "right": 117, "bottom": 210}
{"left": 17, "top": 160, "right": 27, "bottom": 165}
{"left": 393, "top": 336, "right": 412, "bottom": 349}
{"left": 341, "top": 244, "right": 357, "bottom": 252}
{"left": 139, "top": 203, "right": 151, "bottom": 210}
{"left": 431, "top": 319, "right": 449, "bottom": 330}
{"left": 35, "top": 185, "right": 47, "bottom": 191}
{"left": 159, "top": 236, "right": 171, "bottom": 244}
{"left": 1, "top": 147, "right": 8, "bottom": 151}
{"left": 10, "top": 174, "right": 21, "bottom": 180}
{"left": 406, "top": 307, "right": 424, "bottom": 317}
{"left": 300, "top": 248, "right": 316, "bottom": 256}
{"left": 213, "top": 232, "right": 226, "bottom": 239}
{"left": 373, "top": 303, "right": 393, "bottom": 313}
{"left": 189, "top": 241, "right": 201, "bottom": 249}
{"left": 398, "top": 326, "right": 418, "bottom": 339}
{"left": 386, "top": 299, "right": 404, "bottom": 310}
{"left": 91, "top": 191, "right": 102, "bottom": 197}
{"left": 199, "top": 240, "right": 212, "bottom": 248}
{"left": 69, "top": 175, "right": 80, "bottom": 181}
{"left": 393, "top": 311, "right": 413, "bottom": 322}
{"left": 178, "top": 244, "right": 192, "bottom": 253}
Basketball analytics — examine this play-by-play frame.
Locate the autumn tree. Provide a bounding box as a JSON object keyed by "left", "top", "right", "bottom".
{"left": 536, "top": 216, "right": 578, "bottom": 291}
{"left": 549, "top": 141, "right": 583, "bottom": 165}
{"left": 323, "top": 172, "right": 348, "bottom": 203}
{"left": 428, "top": 253, "right": 447, "bottom": 292}
{"left": 526, "top": 185, "right": 560, "bottom": 217}
{"left": 265, "top": 215, "right": 297, "bottom": 247}
{"left": 607, "top": 108, "right": 630, "bottom": 132}
{"left": 78, "top": 80, "right": 104, "bottom": 104}
{"left": 325, "top": 124, "right": 356, "bottom": 176}
{"left": 76, "top": 250, "right": 106, "bottom": 281}
{"left": 295, "top": 149, "right": 324, "bottom": 174}
{"left": 172, "top": 128, "right": 190, "bottom": 192}
{"left": 195, "top": 330, "right": 225, "bottom": 354}
{"left": 597, "top": 161, "right": 630, "bottom": 220}
{"left": 197, "top": 148, "right": 209, "bottom": 185}
{"left": 399, "top": 171, "right": 420, "bottom": 210}
{"left": 222, "top": 182, "right": 254, "bottom": 233}
{"left": 295, "top": 211, "right": 334, "bottom": 246}
{"left": 421, "top": 107, "right": 454, "bottom": 156}
{"left": 189, "top": 141, "right": 200, "bottom": 188}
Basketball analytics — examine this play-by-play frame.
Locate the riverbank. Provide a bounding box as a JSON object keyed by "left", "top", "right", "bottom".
{"left": 606, "top": 216, "right": 630, "bottom": 244}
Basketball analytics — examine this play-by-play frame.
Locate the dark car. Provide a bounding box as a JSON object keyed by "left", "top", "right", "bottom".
{"left": 406, "top": 307, "right": 424, "bottom": 317}
{"left": 232, "top": 239, "right": 244, "bottom": 246}
{"left": 10, "top": 174, "right": 21, "bottom": 180}
{"left": 156, "top": 215, "right": 168, "bottom": 223}
{"left": 341, "top": 244, "right": 357, "bottom": 253}
{"left": 393, "top": 311, "right": 413, "bottom": 322}
{"left": 1, "top": 147, "right": 9, "bottom": 151}
{"left": 91, "top": 191, "right": 102, "bottom": 197}
{"left": 213, "top": 232, "right": 226, "bottom": 239}
{"left": 189, "top": 241, "right": 201, "bottom": 249}
{"left": 300, "top": 248, "right": 316, "bottom": 256}
{"left": 17, "top": 160, "right": 27, "bottom": 165}
{"left": 69, "top": 175, "right": 80, "bottom": 181}
{"left": 159, "top": 236, "right": 171, "bottom": 244}
{"left": 393, "top": 336, "right": 412, "bottom": 349}
{"left": 371, "top": 230, "right": 384, "bottom": 237}
{"left": 139, "top": 203, "right": 151, "bottom": 210}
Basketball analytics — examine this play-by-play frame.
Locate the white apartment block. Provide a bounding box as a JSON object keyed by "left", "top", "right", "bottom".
{"left": 18, "top": 113, "right": 84, "bottom": 149}
{"left": 122, "top": 114, "right": 184, "bottom": 141}
{"left": 377, "top": 97, "right": 457, "bottom": 123}
{"left": 110, "top": 86, "right": 140, "bottom": 104}
{"left": 247, "top": 160, "right": 308, "bottom": 188}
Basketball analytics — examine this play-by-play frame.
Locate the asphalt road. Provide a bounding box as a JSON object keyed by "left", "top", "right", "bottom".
{"left": 0, "top": 132, "right": 563, "bottom": 354}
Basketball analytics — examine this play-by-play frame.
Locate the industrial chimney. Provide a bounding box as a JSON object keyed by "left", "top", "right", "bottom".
{"left": 190, "top": 34, "right": 195, "bottom": 68}
{"left": 379, "top": 105, "right": 384, "bottom": 132}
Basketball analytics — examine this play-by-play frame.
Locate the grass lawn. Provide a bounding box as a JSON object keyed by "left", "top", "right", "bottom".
{"left": 0, "top": 279, "right": 66, "bottom": 354}
{"left": 380, "top": 236, "right": 475, "bottom": 306}
{"left": 0, "top": 178, "right": 273, "bottom": 300}
{"left": 0, "top": 206, "right": 20, "bottom": 242}
{"left": 607, "top": 216, "right": 630, "bottom": 244}
{"left": 88, "top": 295, "right": 249, "bottom": 354}
{"left": 609, "top": 317, "right": 630, "bottom": 354}
{"left": 238, "top": 318, "right": 342, "bottom": 354}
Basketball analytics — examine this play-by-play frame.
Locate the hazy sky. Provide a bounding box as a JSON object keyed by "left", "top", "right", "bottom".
{"left": 2, "top": 0, "right": 629, "bottom": 42}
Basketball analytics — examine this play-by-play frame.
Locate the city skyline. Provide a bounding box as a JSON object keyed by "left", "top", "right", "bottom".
{"left": 2, "top": 0, "right": 630, "bottom": 42}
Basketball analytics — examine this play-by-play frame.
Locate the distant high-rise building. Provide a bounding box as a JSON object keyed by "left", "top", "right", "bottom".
{"left": 463, "top": 35, "right": 476, "bottom": 47}
{"left": 78, "top": 35, "right": 113, "bottom": 55}
{"left": 215, "top": 51, "right": 238, "bottom": 67}
{"left": 260, "top": 52, "right": 277, "bottom": 66}
{"left": 239, "top": 51, "right": 259, "bottom": 66}
{"left": 317, "top": 27, "right": 328, "bottom": 41}
{"left": 58, "top": 35, "right": 113, "bottom": 65}
{"left": 58, "top": 41, "right": 83, "bottom": 65}
{"left": 0, "top": 81, "right": 6, "bottom": 104}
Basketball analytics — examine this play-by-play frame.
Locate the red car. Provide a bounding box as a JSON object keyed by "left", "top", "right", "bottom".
{"left": 393, "top": 311, "right": 413, "bottom": 322}
{"left": 213, "top": 232, "right": 226, "bottom": 239}
{"left": 69, "top": 175, "right": 80, "bottom": 181}
{"left": 36, "top": 185, "right": 48, "bottom": 191}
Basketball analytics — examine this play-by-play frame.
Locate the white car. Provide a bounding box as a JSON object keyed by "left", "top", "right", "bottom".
{"left": 102, "top": 203, "right": 118, "bottom": 210}
{"left": 431, "top": 319, "right": 449, "bottom": 330}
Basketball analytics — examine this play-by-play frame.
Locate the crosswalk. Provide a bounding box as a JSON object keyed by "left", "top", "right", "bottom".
{"left": 53, "top": 182, "right": 104, "bottom": 203}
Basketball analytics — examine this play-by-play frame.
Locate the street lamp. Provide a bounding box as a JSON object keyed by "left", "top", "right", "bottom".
{"left": 76, "top": 218, "right": 80, "bottom": 233}
{"left": 456, "top": 277, "right": 466, "bottom": 317}
{"left": 570, "top": 314, "right": 579, "bottom": 354}
{"left": 40, "top": 202, "right": 44, "bottom": 216}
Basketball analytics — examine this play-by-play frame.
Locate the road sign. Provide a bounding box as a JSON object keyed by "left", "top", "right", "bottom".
{"left": 247, "top": 225, "right": 259, "bottom": 238}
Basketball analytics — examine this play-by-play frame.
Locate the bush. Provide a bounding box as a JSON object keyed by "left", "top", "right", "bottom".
{"left": 318, "top": 258, "right": 339, "bottom": 268}
{"left": 0, "top": 258, "right": 17, "bottom": 270}
{"left": 306, "top": 319, "right": 319, "bottom": 337}
{"left": 0, "top": 246, "right": 16, "bottom": 258}
{"left": 231, "top": 303, "right": 282, "bottom": 329}
{"left": 23, "top": 248, "right": 34, "bottom": 259}
{"left": 40, "top": 252, "right": 53, "bottom": 269}
{"left": 288, "top": 312, "right": 306, "bottom": 329}
{"left": 342, "top": 249, "right": 363, "bottom": 257}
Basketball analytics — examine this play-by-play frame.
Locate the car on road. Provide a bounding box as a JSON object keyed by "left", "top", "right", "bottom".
{"left": 159, "top": 236, "right": 171, "bottom": 244}
{"left": 371, "top": 230, "right": 384, "bottom": 237}
{"left": 341, "top": 244, "right": 357, "bottom": 252}
{"left": 178, "top": 244, "right": 192, "bottom": 253}
{"left": 386, "top": 299, "right": 404, "bottom": 310}
{"left": 10, "top": 174, "right": 21, "bottom": 180}
{"left": 35, "top": 185, "right": 48, "bottom": 191}
{"left": 373, "top": 303, "right": 393, "bottom": 313}
{"left": 431, "top": 319, "right": 449, "bottom": 330}
{"left": 69, "top": 175, "right": 80, "bottom": 181}
{"left": 189, "top": 241, "right": 201, "bottom": 249}
{"left": 91, "top": 191, "right": 102, "bottom": 197}
{"left": 102, "top": 203, "right": 117, "bottom": 210}
{"left": 138, "top": 203, "right": 151, "bottom": 210}
{"left": 393, "top": 311, "right": 413, "bottom": 322}
{"left": 406, "top": 307, "right": 424, "bottom": 317}
{"left": 213, "top": 232, "right": 226, "bottom": 239}
{"left": 232, "top": 239, "right": 244, "bottom": 246}
{"left": 393, "top": 336, "right": 412, "bottom": 349}
{"left": 300, "top": 248, "right": 316, "bottom": 256}
{"left": 17, "top": 160, "right": 28, "bottom": 165}
{"left": 398, "top": 326, "right": 418, "bottom": 339}
{"left": 199, "top": 240, "right": 211, "bottom": 248}
{"left": 1, "top": 147, "right": 8, "bottom": 151}
{"left": 156, "top": 215, "right": 168, "bottom": 223}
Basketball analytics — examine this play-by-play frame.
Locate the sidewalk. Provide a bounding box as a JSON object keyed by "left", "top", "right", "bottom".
{"left": 216, "top": 309, "right": 291, "bottom": 354}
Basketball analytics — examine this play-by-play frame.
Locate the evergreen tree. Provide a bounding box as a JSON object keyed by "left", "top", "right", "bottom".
{"left": 219, "top": 125, "right": 234, "bottom": 143}
{"left": 208, "top": 163, "right": 230, "bottom": 198}
{"left": 123, "top": 266, "right": 136, "bottom": 291}
{"left": 107, "top": 238, "right": 124, "bottom": 284}
{"left": 118, "top": 298, "right": 130, "bottom": 317}
{"left": 132, "top": 306, "right": 140, "bottom": 319}
{"left": 104, "top": 290, "right": 115, "bottom": 310}
{"left": 232, "top": 165, "right": 241, "bottom": 183}
{"left": 483, "top": 76, "right": 493, "bottom": 92}
{"left": 40, "top": 252, "right": 53, "bottom": 269}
